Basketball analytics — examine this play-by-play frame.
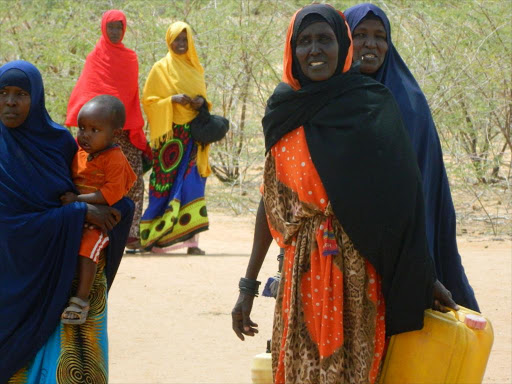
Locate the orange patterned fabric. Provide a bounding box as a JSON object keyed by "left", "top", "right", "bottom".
{"left": 262, "top": 5, "right": 386, "bottom": 382}
{"left": 265, "top": 128, "right": 385, "bottom": 384}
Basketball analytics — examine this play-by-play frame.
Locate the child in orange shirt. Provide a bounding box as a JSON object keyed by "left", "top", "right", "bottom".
{"left": 60, "top": 95, "right": 136, "bottom": 325}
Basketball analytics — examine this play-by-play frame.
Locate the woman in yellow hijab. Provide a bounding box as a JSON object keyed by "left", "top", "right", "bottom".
{"left": 140, "top": 21, "right": 211, "bottom": 254}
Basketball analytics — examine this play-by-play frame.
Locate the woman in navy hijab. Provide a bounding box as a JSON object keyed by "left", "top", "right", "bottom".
{"left": 344, "top": 4, "right": 479, "bottom": 311}
{"left": 0, "top": 60, "right": 134, "bottom": 383}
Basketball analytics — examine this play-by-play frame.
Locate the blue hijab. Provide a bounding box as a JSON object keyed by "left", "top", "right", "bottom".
{"left": 344, "top": 4, "right": 479, "bottom": 311}
{"left": 0, "top": 61, "right": 133, "bottom": 381}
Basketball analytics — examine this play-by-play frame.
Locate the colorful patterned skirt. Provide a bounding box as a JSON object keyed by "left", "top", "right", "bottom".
{"left": 140, "top": 123, "right": 208, "bottom": 249}
{"left": 9, "top": 256, "right": 109, "bottom": 384}
{"left": 113, "top": 130, "right": 144, "bottom": 242}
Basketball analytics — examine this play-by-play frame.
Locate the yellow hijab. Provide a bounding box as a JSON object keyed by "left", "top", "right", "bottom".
{"left": 142, "top": 21, "right": 211, "bottom": 177}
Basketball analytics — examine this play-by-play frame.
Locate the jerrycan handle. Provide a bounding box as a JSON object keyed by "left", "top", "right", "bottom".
{"left": 439, "top": 305, "right": 487, "bottom": 330}
{"left": 438, "top": 305, "right": 461, "bottom": 321}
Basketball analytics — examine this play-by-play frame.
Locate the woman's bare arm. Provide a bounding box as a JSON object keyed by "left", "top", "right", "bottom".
{"left": 232, "top": 198, "right": 273, "bottom": 340}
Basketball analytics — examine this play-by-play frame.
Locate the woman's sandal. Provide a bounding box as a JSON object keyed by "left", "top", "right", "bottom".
{"left": 187, "top": 246, "right": 205, "bottom": 255}
{"left": 125, "top": 238, "right": 145, "bottom": 254}
{"left": 125, "top": 248, "right": 144, "bottom": 254}
{"left": 61, "top": 296, "right": 90, "bottom": 325}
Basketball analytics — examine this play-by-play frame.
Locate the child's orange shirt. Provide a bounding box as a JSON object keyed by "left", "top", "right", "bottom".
{"left": 71, "top": 146, "right": 136, "bottom": 206}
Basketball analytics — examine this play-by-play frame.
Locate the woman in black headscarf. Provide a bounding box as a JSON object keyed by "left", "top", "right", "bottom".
{"left": 231, "top": 4, "right": 456, "bottom": 383}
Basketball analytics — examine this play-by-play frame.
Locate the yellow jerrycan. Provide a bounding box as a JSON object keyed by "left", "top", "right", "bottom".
{"left": 251, "top": 339, "right": 273, "bottom": 384}
{"left": 380, "top": 306, "right": 493, "bottom": 384}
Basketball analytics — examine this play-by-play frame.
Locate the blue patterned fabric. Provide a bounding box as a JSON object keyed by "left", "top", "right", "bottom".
{"left": 344, "top": 4, "right": 479, "bottom": 310}
{"left": 8, "top": 256, "right": 110, "bottom": 384}
{"left": 5, "top": 198, "right": 132, "bottom": 384}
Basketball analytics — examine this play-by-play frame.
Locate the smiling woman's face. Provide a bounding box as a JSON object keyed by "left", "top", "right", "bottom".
{"left": 295, "top": 21, "right": 339, "bottom": 82}
{"left": 352, "top": 18, "right": 388, "bottom": 75}
{"left": 171, "top": 30, "right": 188, "bottom": 55}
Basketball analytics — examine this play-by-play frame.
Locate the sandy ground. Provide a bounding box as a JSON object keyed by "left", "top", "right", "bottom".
{"left": 108, "top": 211, "right": 512, "bottom": 384}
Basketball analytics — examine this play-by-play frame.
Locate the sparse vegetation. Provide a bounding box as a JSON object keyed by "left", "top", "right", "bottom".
{"left": 1, "top": 0, "right": 510, "bottom": 236}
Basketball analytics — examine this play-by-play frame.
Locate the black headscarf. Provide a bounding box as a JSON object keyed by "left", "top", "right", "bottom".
{"left": 262, "top": 4, "right": 435, "bottom": 336}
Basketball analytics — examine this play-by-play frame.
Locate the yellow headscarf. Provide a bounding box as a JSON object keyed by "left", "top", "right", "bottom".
{"left": 142, "top": 21, "right": 211, "bottom": 177}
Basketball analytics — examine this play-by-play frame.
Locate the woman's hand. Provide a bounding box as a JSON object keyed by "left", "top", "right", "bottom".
{"left": 432, "top": 279, "right": 459, "bottom": 312}
{"left": 231, "top": 199, "right": 272, "bottom": 341}
{"left": 85, "top": 204, "right": 121, "bottom": 233}
{"left": 190, "top": 96, "right": 205, "bottom": 110}
{"left": 232, "top": 292, "right": 259, "bottom": 341}
{"left": 60, "top": 192, "right": 78, "bottom": 206}
{"left": 172, "top": 94, "right": 192, "bottom": 105}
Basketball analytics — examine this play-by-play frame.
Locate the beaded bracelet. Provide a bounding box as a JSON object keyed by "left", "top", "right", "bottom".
{"left": 239, "top": 277, "right": 261, "bottom": 297}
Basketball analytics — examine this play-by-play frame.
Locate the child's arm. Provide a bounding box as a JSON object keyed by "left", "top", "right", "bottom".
{"left": 60, "top": 191, "right": 108, "bottom": 206}
{"left": 76, "top": 191, "right": 108, "bottom": 205}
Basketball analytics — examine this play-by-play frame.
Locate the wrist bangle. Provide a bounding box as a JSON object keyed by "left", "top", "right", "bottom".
{"left": 239, "top": 277, "right": 261, "bottom": 297}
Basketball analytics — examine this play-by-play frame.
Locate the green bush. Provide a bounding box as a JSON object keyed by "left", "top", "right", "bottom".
{"left": 1, "top": 0, "right": 510, "bottom": 233}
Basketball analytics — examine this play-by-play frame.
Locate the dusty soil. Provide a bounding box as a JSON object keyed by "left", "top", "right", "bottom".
{"left": 108, "top": 211, "right": 512, "bottom": 384}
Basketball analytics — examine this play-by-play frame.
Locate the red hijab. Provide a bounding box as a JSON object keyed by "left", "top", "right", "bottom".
{"left": 65, "top": 10, "right": 146, "bottom": 150}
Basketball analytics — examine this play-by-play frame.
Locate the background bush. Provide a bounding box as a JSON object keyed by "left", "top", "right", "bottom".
{"left": 1, "top": 0, "right": 510, "bottom": 236}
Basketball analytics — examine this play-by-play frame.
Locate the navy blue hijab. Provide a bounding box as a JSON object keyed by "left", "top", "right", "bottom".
{"left": 0, "top": 61, "right": 133, "bottom": 381}
{"left": 345, "top": 4, "right": 479, "bottom": 311}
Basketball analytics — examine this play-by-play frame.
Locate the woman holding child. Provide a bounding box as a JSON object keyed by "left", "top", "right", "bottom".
{"left": 140, "top": 21, "right": 211, "bottom": 255}
{"left": 0, "top": 60, "right": 133, "bottom": 383}
{"left": 231, "top": 5, "right": 457, "bottom": 383}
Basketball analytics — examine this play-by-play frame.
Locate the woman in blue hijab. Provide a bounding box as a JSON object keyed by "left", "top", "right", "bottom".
{"left": 0, "top": 60, "right": 134, "bottom": 383}
{"left": 344, "top": 4, "right": 479, "bottom": 311}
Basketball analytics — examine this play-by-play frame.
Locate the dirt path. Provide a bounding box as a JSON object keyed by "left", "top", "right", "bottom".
{"left": 108, "top": 212, "right": 511, "bottom": 384}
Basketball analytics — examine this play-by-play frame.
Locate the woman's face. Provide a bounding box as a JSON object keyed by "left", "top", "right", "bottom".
{"left": 106, "top": 21, "right": 123, "bottom": 44}
{"left": 171, "top": 30, "right": 188, "bottom": 55}
{"left": 0, "top": 86, "right": 31, "bottom": 128}
{"left": 352, "top": 18, "right": 388, "bottom": 74}
{"left": 295, "top": 21, "right": 339, "bottom": 82}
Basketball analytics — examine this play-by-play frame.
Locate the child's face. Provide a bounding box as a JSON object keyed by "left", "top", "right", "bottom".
{"left": 77, "top": 108, "right": 116, "bottom": 154}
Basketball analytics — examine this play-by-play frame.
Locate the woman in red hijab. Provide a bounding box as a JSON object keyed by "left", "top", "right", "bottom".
{"left": 66, "top": 10, "right": 147, "bottom": 250}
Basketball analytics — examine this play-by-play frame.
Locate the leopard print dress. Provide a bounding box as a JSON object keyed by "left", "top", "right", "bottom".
{"left": 263, "top": 127, "right": 386, "bottom": 384}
